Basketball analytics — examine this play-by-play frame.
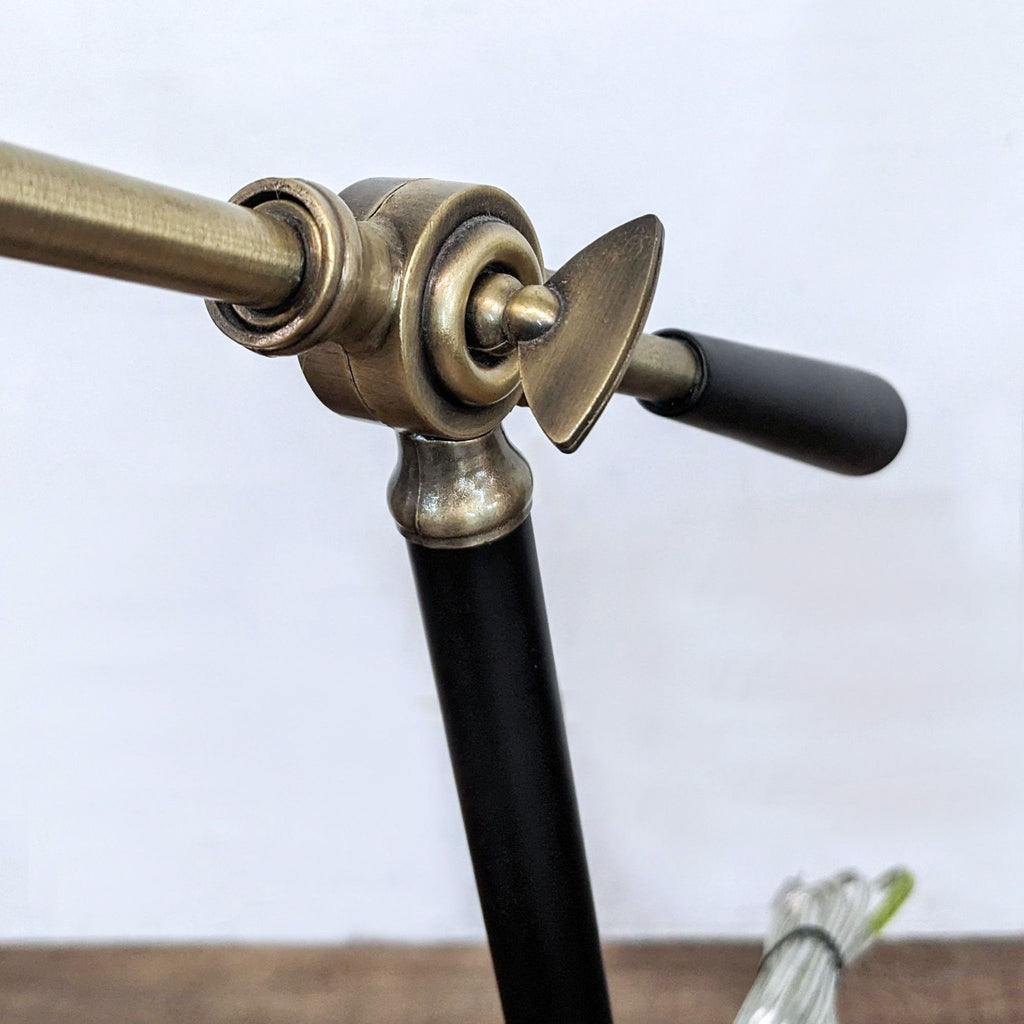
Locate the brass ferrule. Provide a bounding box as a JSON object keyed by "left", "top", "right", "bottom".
{"left": 206, "top": 178, "right": 399, "bottom": 357}
{"left": 387, "top": 428, "right": 533, "bottom": 549}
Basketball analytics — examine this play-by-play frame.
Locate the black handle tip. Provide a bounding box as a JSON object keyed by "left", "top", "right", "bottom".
{"left": 641, "top": 330, "right": 907, "bottom": 476}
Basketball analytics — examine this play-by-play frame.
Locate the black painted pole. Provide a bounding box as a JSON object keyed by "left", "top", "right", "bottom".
{"left": 408, "top": 518, "right": 613, "bottom": 1024}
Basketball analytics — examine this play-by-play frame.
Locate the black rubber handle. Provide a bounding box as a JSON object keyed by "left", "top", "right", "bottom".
{"left": 640, "top": 329, "right": 907, "bottom": 475}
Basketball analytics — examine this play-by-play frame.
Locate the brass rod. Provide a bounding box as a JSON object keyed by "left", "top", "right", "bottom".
{"left": 619, "top": 332, "right": 701, "bottom": 404}
{"left": 0, "top": 143, "right": 305, "bottom": 307}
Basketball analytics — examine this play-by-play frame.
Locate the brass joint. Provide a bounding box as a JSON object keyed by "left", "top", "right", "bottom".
{"left": 204, "top": 173, "right": 669, "bottom": 452}
{"left": 295, "top": 177, "right": 544, "bottom": 440}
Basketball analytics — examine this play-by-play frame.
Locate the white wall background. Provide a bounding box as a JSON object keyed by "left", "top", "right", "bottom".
{"left": 1, "top": 0, "right": 1022, "bottom": 941}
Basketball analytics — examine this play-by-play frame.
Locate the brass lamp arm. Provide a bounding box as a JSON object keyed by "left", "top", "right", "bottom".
{"left": 0, "top": 142, "right": 304, "bottom": 308}
{"left": 0, "top": 141, "right": 906, "bottom": 475}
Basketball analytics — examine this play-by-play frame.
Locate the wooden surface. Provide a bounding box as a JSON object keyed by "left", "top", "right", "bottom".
{"left": 0, "top": 940, "right": 1020, "bottom": 1023}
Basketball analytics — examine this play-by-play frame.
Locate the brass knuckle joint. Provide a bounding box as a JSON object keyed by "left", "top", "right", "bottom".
{"left": 294, "top": 177, "right": 544, "bottom": 441}
{"left": 205, "top": 173, "right": 664, "bottom": 451}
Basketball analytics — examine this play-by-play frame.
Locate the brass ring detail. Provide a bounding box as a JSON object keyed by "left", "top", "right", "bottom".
{"left": 207, "top": 178, "right": 363, "bottom": 356}
{"left": 424, "top": 218, "right": 542, "bottom": 407}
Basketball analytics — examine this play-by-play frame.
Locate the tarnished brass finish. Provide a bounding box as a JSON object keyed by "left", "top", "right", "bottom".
{"left": 299, "top": 177, "right": 543, "bottom": 440}
{"left": 619, "top": 331, "right": 702, "bottom": 404}
{"left": 466, "top": 272, "right": 522, "bottom": 356}
{"left": 0, "top": 143, "right": 303, "bottom": 307}
{"left": 207, "top": 178, "right": 398, "bottom": 356}
{"left": 0, "top": 142, "right": 696, "bottom": 449}
{"left": 387, "top": 427, "right": 533, "bottom": 548}
{"left": 424, "top": 217, "right": 541, "bottom": 407}
{"left": 503, "top": 283, "right": 561, "bottom": 342}
{"left": 516, "top": 215, "right": 664, "bottom": 452}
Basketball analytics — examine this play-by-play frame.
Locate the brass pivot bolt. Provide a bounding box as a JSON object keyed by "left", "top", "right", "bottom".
{"left": 465, "top": 276, "right": 561, "bottom": 356}
{"left": 503, "top": 283, "right": 562, "bottom": 342}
